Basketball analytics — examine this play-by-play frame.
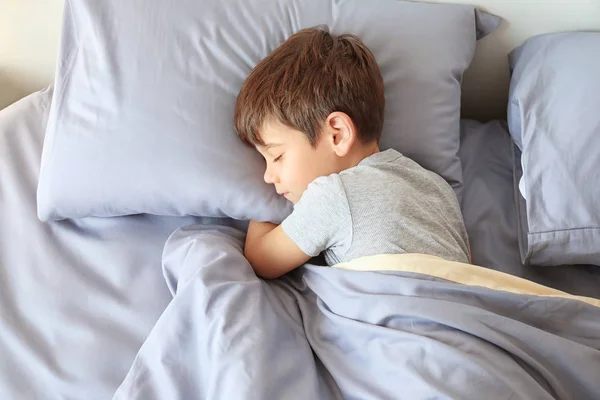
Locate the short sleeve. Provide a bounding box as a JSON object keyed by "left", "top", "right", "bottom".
{"left": 281, "top": 175, "right": 351, "bottom": 257}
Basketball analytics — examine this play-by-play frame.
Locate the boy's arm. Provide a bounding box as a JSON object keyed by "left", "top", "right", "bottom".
{"left": 244, "top": 220, "right": 311, "bottom": 279}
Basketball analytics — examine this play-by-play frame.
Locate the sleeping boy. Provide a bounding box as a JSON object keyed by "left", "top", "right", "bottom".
{"left": 234, "top": 26, "right": 470, "bottom": 279}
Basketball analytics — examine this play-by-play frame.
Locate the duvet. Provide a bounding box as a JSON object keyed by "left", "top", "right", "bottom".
{"left": 114, "top": 224, "right": 600, "bottom": 400}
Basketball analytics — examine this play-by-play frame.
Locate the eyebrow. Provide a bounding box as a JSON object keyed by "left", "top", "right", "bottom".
{"left": 262, "top": 142, "right": 283, "bottom": 149}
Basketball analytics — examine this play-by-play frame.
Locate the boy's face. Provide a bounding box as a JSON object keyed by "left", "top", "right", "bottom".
{"left": 256, "top": 120, "right": 340, "bottom": 204}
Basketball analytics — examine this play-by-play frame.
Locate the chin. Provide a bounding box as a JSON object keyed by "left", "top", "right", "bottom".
{"left": 286, "top": 195, "right": 297, "bottom": 204}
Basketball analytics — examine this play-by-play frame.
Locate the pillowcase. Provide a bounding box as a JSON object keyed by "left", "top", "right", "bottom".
{"left": 38, "top": 0, "right": 499, "bottom": 222}
{"left": 508, "top": 32, "right": 600, "bottom": 266}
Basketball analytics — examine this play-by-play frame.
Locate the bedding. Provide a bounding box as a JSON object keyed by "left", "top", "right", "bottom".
{"left": 37, "top": 0, "right": 499, "bottom": 222}
{"left": 0, "top": 89, "right": 244, "bottom": 399}
{"left": 507, "top": 32, "right": 600, "bottom": 266}
{"left": 114, "top": 226, "right": 600, "bottom": 400}
{"left": 3, "top": 91, "right": 600, "bottom": 399}
{"left": 459, "top": 120, "right": 600, "bottom": 297}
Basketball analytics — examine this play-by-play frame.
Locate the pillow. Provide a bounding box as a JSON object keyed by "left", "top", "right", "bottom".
{"left": 38, "top": 0, "right": 499, "bottom": 222}
{"left": 508, "top": 32, "right": 600, "bottom": 266}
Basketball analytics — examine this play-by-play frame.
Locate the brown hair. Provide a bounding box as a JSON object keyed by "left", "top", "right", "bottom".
{"left": 234, "top": 26, "right": 385, "bottom": 147}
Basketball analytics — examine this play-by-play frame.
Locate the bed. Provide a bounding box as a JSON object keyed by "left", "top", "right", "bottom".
{"left": 1, "top": 1, "right": 600, "bottom": 399}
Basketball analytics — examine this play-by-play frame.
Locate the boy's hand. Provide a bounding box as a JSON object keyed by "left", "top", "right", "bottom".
{"left": 244, "top": 220, "right": 311, "bottom": 279}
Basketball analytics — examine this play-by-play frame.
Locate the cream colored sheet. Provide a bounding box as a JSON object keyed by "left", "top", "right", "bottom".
{"left": 334, "top": 253, "right": 600, "bottom": 308}
{"left": 1, "top": 0, "right": 600, "bottom": 116}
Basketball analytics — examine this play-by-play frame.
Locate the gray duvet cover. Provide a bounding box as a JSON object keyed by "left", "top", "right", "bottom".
{"left": 114, "top": 225, "right": 600, "bottom": 400}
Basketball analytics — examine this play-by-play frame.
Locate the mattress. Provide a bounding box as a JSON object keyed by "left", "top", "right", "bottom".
{"left": 1, "top": 89, "right": 599, "bottom": 398}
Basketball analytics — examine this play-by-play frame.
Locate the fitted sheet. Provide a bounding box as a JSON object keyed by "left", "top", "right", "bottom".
{"left": 0, "top": 88, "right": 244, "bottom": 399}
{"left": 1, "top": 90, "right": 598, "bottom": 398}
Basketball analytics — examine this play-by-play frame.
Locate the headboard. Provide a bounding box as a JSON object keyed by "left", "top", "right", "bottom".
{"left": 1, "top": 0, "right": 599, "bottom": 119}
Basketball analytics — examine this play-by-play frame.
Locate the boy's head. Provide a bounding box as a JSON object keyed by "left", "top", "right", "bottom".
{"left": 234, "top": 26, "right": 385, "bottom": 204}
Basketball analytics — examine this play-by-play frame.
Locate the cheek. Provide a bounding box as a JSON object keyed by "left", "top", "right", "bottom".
{"left": 283, "top": 154, "right": 313, "bottom": 188}
{"left": 298, "top": 155, "right": 325, "bottom": 187}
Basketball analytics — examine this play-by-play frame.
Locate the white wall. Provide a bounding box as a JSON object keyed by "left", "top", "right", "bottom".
{"left": 1, "top": 0, "right": 599, "bottom": 118}
{"left": 420, "top": 0, "right": 600, "bottom": 120}
{"left": 0, "top": 0, "right": 64, "bottom": 110}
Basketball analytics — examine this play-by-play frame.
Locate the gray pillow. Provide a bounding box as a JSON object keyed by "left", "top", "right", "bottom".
{"left": 508, "top": 32, "right": 600, "bottom": 266}
{"left": 37, "top": 0, "right": 498, "bottom": 222}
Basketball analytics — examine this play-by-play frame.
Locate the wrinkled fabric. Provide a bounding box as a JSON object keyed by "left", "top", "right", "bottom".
{"left": 0, "top": 89, "right": 243, "bottom": 400}
{"left": 459, "top": 119, "right": 600, "bottom": 297}
{"left": 115, "top": 225, "right": 600, "bottom": 400}
{"left": 508, "top": 32, "right": 600, "bottom": 266}
{"left": 3, "top": 90, "right": 600, "bottom": 399}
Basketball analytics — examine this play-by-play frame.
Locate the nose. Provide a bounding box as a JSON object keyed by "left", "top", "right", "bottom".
{"left": 264, "top": 164, "right": 278, "bottom": 185}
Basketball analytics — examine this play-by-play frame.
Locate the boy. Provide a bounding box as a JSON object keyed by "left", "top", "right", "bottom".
{"left": 234, "top": 27, "right": 470, "bottom": 279}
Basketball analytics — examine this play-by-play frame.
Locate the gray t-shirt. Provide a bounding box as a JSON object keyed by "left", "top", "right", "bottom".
{"left": 281, "top": 149, "right": 470, "bottom": 265}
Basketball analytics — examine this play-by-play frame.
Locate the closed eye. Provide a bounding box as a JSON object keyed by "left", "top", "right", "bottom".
{"left": 273, "top": 154, "right": 283, "bottom": 163}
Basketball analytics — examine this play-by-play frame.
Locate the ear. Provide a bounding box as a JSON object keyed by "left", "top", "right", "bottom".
{"left": 323, "top": 112, "right": 356, "bottom": 157}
